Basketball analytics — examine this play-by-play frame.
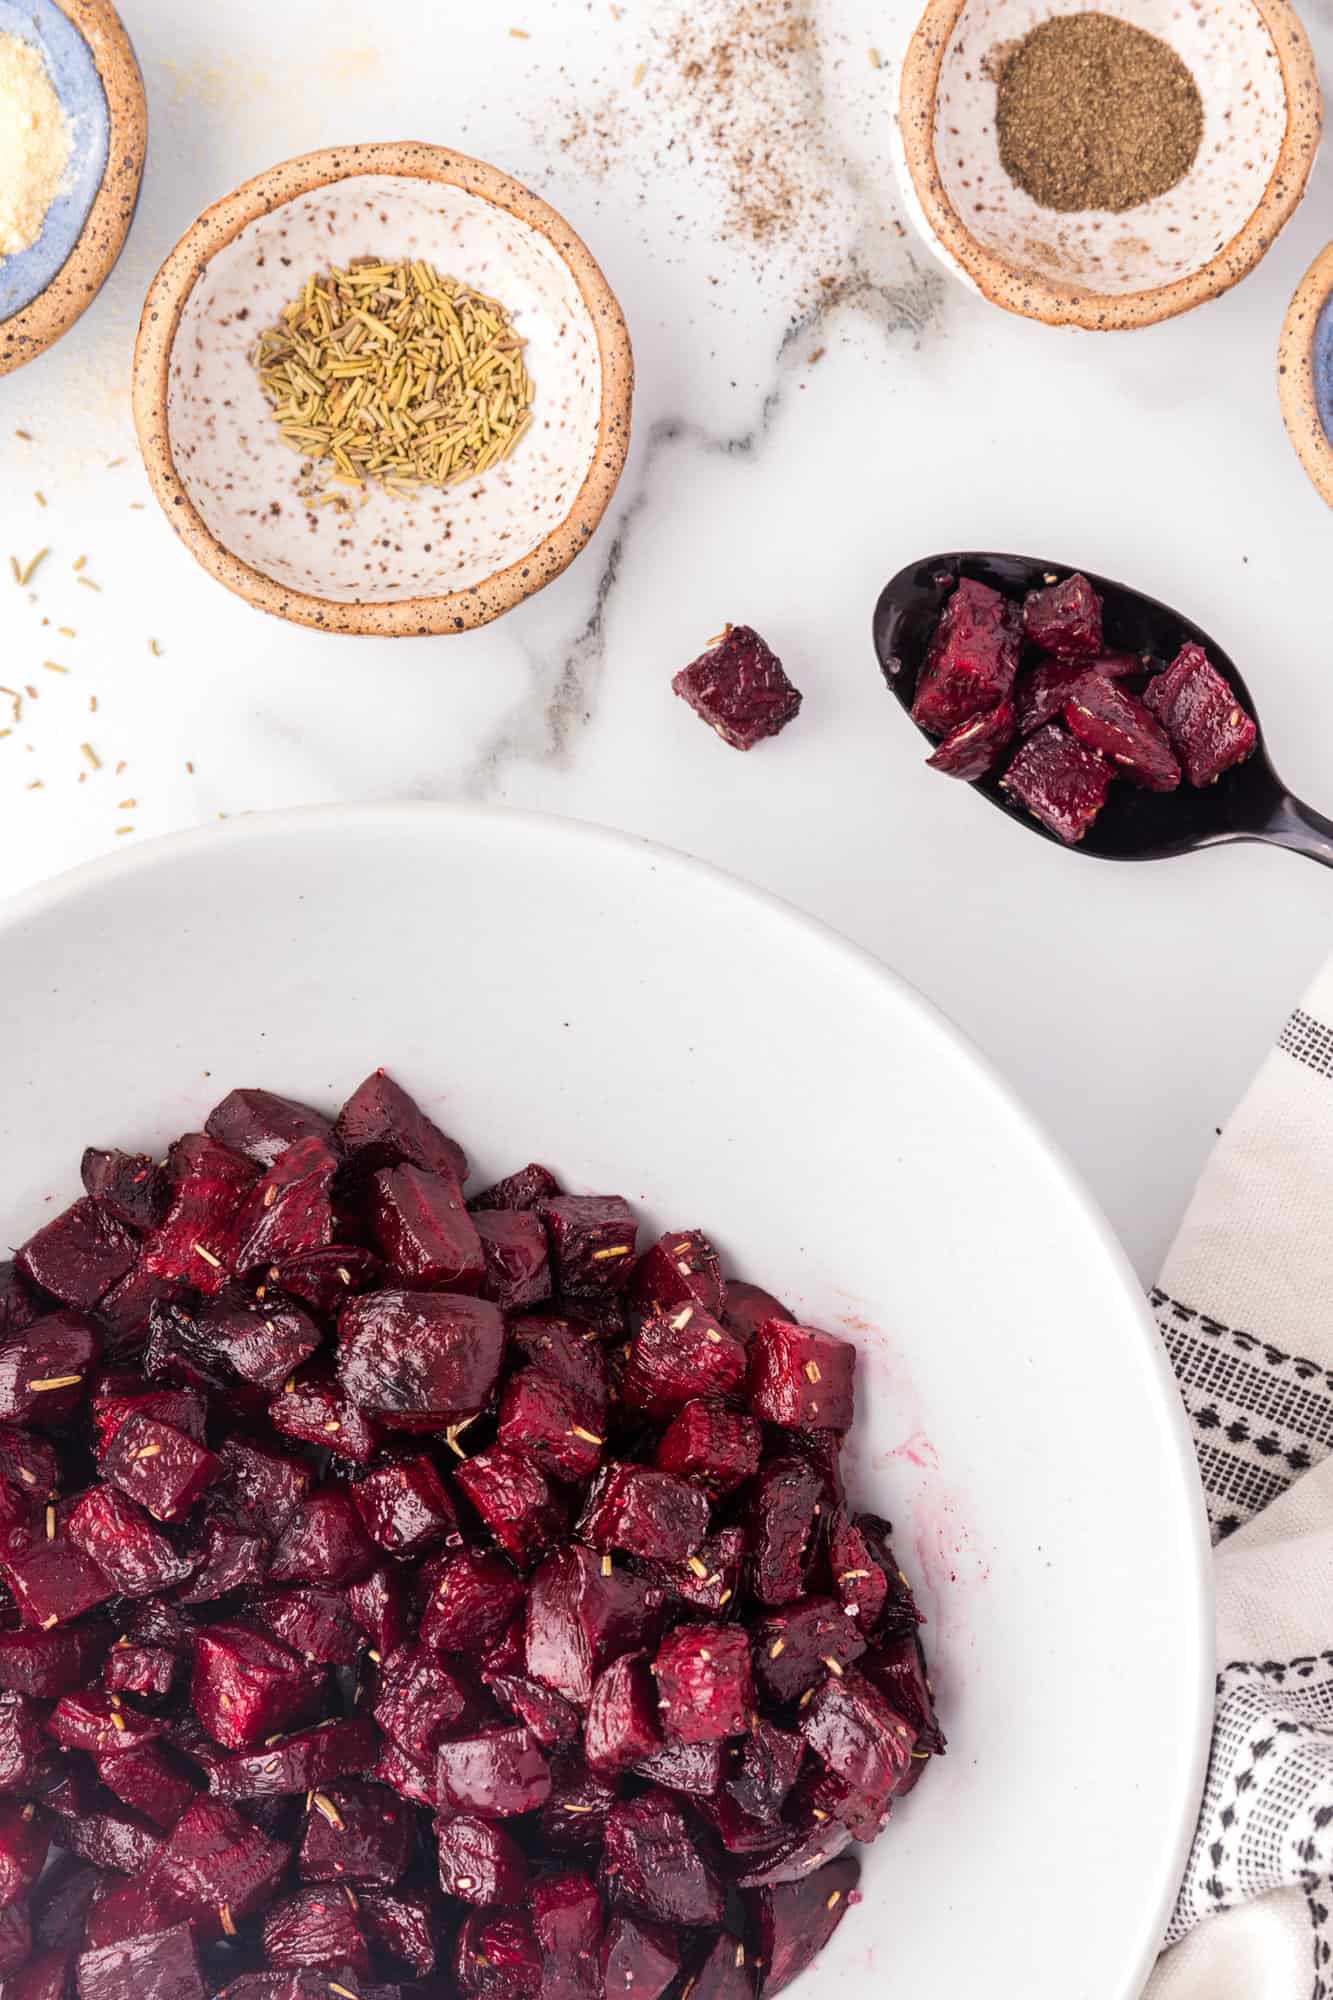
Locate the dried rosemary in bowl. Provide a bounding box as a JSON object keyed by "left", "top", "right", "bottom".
{"left": 251, "top": 256, "right": 535, "bottom": 503}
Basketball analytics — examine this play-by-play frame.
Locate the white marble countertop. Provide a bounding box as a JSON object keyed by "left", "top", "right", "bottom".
{"left": 2, "top": 0, "right": 1332, "bottom": 1284}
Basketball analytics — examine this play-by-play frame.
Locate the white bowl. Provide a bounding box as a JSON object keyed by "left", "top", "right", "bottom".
{"left": 0, "top": 806, "right": 1210, "bottom": 1996}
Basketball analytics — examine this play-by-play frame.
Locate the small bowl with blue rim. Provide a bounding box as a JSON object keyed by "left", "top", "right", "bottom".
{"left": 0, "top": 0, "right": 146, "bottom": 378}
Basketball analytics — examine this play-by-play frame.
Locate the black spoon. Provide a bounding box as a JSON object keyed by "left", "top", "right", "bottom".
{"left": 873, "top": 552, "right": 1333, "bottom": 868}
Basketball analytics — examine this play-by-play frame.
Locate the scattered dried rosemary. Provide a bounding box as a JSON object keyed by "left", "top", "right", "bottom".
{"left": 993, "top": 12, "right": 1203, "bottom": 214}
{"left": 252, "top": 257, "right": 535, "bottom": 504}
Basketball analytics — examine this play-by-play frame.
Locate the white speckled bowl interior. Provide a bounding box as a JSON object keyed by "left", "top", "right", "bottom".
{"left": 133, "top": 146, "right": 633, "bottom": 634}
{"left": 897, "top": 0, "right": 1321, "bottom": 328}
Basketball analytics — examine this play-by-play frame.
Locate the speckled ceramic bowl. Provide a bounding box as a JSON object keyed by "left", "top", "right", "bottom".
{"left": 895, "top": 0, "right": 1321, "bottom": 330}
{"left": 1278, "top": 243, "right": 1333, "bottom": 510}
{"left": 0, "top": 0, "right": 146, "bottom": 377}
{"left": 131, "top": 143, "right": 634, "bottom": 636}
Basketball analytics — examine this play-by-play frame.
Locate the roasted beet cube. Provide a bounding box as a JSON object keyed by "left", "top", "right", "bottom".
{"left": 728, "top": 1720, "right": 804, "bottom": 1820}
{"left": 348, "top": 1564, "right": 410, "bottom": 1660}
{"left": 374, "top": 1647, "right": 468, "bottom": 1765}
{"left": 0, "top": 1310, "right": 100, "bottom": 1426}
{"left": 0, "top": 1422, "right": 56, "bottom": 1498}
{"left": 629, "top": 1232, "right": 725, "bottom": 1318}
{"left": 0, "top": 1619, "right": 110, "bottom": 1693}
{"left": 32, "top": 1852, "right": 100, "bottom": 1951}
{"left": 436, "top": 1725, "right": 551, "bottom": 1818}
{"left": 752, "top": 1597, "right": 866, "bottom": 1702}
{"left": 584, "top": 1653, "right": 661, "bottom": 1774}
{"left": 654, "top": 1400, "right": 760, "bottom": 1495}
{"left": 690, "top": 1931, "right": 751, "bottom": 2000}
{"left": 66, "top": 1488, "right": 197, "bottom": 1598}
{"left": 226, "top": 1138, "right": 338, "bottom": 1274}
{"left": 525, "top": 1546, "right": 665, "bottom": 1706}
{"left": 1064, "top": 673, "right": 1180, "bottom": 790}
{"left": 55, "top": 1807, "right": 161, "bottom": 1890}
{"left": 531, "top": 1870, "right": 601, "bottom": 2000}
{"left": 17, "top": 1200, "right": 138, "bottom": 1312}
{"left": 336, "top": 1291, "right": 503, "bottom": 1427}
{"left": 721, "top": 1283, "right": 791, "bottom": 1348}
{"left": 269, "top": 1374, "right": 380, "bottom": 1465}
{"left": 93, "top": 1742, "right": 198, "bottom": 1830}
{"left": 269, "top": 1487, "right": 376, "bottom": 1589}
{"left": 102, "top": 1416, "right": 219, "bottom": 1523}
{"left": 653, "top": 1623, "right": 752, "bottom": 1743}
{"left": 471, "top": 1164, "right": 560, "bottom": 1213}
{"left": 749, "top": 1855, "right": 859, "bottom": 1998}
{"left": 507, "top": 1317, "right": 608, "bottom": 1414}
{"left": 824, "top": 1509, "right": 888, "bottom": 1631}
{"left": 81, "top": 1151, "right": 169, "bottom": 1232}
{"left": 207, "top": 1090, "right": 337, "bottom": 1170}
{"left": 623, "top": 1306, "right": 747, "bottom": 1421}
{"left": 925, "top": 698, "right": 1016, "bottom": 780}
{"left": 473, "top": 1211, "right": 550, "bottom": 1312}
{"left": 640, "top": 1525, "right": 744, "bottom": 1616}
{"left": 0, "top": 1263, "right": 37, "bottom": 1339}
{"left": 352, "top": 1452, "right": 458, "bottom": 1559}
{"left": 577, "top": 1465, "right": 708, "bottom": 1562}
{"left": 747, "top": 1457, "right": 821, "bottom": 1607}
{"left": 370, "top": 1738, "right": 434, "bottom": 1809}
{"left": 800, "top": 1668, "right": 915, "bottom": 1817}
{"left": 190, "top": 1290, "right": 323, "bottom": 1392}
{"left": 1000, "top": 723, "right": 1115, "bottom": 844}
{"left": 369, "top": 1164, "right": 484, "bottom": 1292}
{"left": 148, "top": 1798, "right": 288, "bottom": 1938}
{"left": 255, "top": 1588, "right": 362, "bottom": 1667}
{"left": 1021, "top": 572, "right": 1103, "bottom": 662}
{"left": 208, "top": 1717, "right": 379, "bottom": 1800}
{"left": 268, "top": 1248, "right": 384, "bottom": 1319}
{"left": 749, "top": 1320, "right": 855, "bottom": 1430}
{"left": 49, "top": 1688, "right": 163, "bottom": 1760}
{"left": 192, "top": 1623, "right": 324, "bottom": 1751}
{"left": 853, "top": 1513, "right": 925, "bottom": 1636}
{"left": 419, "top": 1549, "right": 525, "bottom": 1658}
{"left": 1014, "top": 657, "right": 1095, "bottom": 735}
{"left": 219, "top": 1437, "right": 311, "bottom": 1539}
{"left": 454, "top": 1446, "right": 566, "bottom": 1568}
{"left": 14, "top": 1949, "right": 69, "bottom": 2000}
{"left": 862, "top": 1632, "right": 945, "bottom": 1761}
{"left": 76, "top": 1922, "right": 204, "bottom": 2000}
{"left": 335, "top": 1070, "right": 467, "bottom": 1188}
{"left": 92, "top": 1378, "right": 207, "bottom": 1460}
{"left": 912, "top": 578, "right": 1021, "bottom": 736}
{"left": 632, "top": 1735, "right": 723, "bottom": 1797}
{"left": 483, "top": 1672, "right": 580, "bottom": 1750}
{"left": 0, "top": 1690, "right": 41, "bottom": 1793}
{"left": 0, "top": 1795, "right": 48, "bottom": 1907}
{"left": 454, "top": 1910, "right": 542, "bottom": 2000}
{"left": 297, "top": 1780, "right": 411, "bottom": 1885}
{"left": 1144, "top": 641, "right": 1257, "bottom": 786}
{"left": 139, "top": 1135, "right": 259, "bottom": 1295}
{"left": 175, "top": 1513, "right": 268, "bottom": 1604}
{"left": 437, "top": 1813, "right": 528, "bottom": 1906}
{"left": 540, "top": 1198, "right": 638, "bottom": 1296}
{"left": 600, "top": 1792, "right": 722, "bottom": 1927}
{"left": 104, "top": 1641, "right": 177, "bottom": 1700}
{"left": 359, "top": 1883, "right": 440, "bottom": 1974}
{"left": 261, "top": 1886, "right": 371, "bottom": 1974}
{"left": 213, "top": 1976, "right": 332, "bottom": 2000}
{"left": 534, "top": 1754, "right": 620, "bottom": 1856}
{"left": 672, "top": 625, "right": 802, "bottom": 751}
{"left": 6, "top": 1541, "right": 113, "bottom": 1628}
{"left": 497, "top": 1371, "right": 604, "bottom": 1485}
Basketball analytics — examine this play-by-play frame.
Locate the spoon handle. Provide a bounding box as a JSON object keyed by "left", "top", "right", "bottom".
{"left": 1258, "top": 793, "right": 1333, "bottom": 869}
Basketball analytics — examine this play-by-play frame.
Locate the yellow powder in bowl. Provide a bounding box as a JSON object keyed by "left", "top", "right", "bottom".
{"left": 0, "top": 32, "right": 72, "bottom": 262}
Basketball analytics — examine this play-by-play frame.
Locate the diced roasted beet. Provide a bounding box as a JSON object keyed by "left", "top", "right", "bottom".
{"left": 0, "top": 1422, "right": 57, "bottom": 1498}
{"left": 1000, "top": 723, "right": 1115, "bottom": 844}
{"left": 0, "top": 1478, "right": 37, "bottom": 1563}
{"left": 144, "top": 1798, "right": 287, "bottom": 1939}
{"left": 1022, "top": 572, "right": 1103, "bottom": 662}
{"left": 1143, "top": 641, "right": 1257, "bottom": 786}
{"left": 749, "top": 1855, "right": 860, "bottom": 1996}
{"left": 104, "top": 1641, "right": 177, "bottom": 1701}
{"left": 454, "top": 1910, "right": 541, "bottom": 2000}
{"left": 436, "top": 1813, "right": 528, "bottom": 1906}
{"left": 102, "top": 1417, "right": 219, "bottom": 1524}
{"left": 208, "top": 1717, "right": 380, "bottom": 1799}
{"left": 373, "top": 1648, "right": 468, "bottom": 1765}
{"left": 48, "top": 1689, "right": 162, "bottom": 1759}
{"left": 269, "top": 1488, "right": 376, "bottom": 1590}
{"left": 530, "top": 1870, "right": 602, "bottom": 2000}
{"left": 347, "top": 1565, "right": 410, "bottom": 1661}
{"left": 191, "top": 1624, "right": 325, "bottom": 1751}
{"left": 577, "top": 1465, "right": 708, "bottom": 1562}
{"left": 622, "top": 1306, "right": 746, "bottom": 1421}
{"left": 540, "top": 1198, "right": 638, "bottom": 1297}
{"left": 419, "top": 1549, "right": 525, "bottom": 1658}
{"left": 728, "top": 1720, "right": 804, "bottom": 1820}
{"left": 853, "top": 1514, "right": 925, "bottom": 1637}
{"left": 823, "top": 1510, "right": 887, "bottom": 1632}
{"left": 632, "top": 1736, "right": 724, "bottom": 1798}
{"left": 335, "top": 1070, "right": 468, "bottom": 1188}
{"left": 0, "top": 1796, "right": 48, "bottom": 1905}
{"left": 507, "top": 1319, "right": 607, "bottom": 1415}
{"left": 206, "top": 1091, "right": 337, "bottom": 1171}
{"left": 496, "top": 1372, "right": 603, "bottom": 1485}
{"left": 254, "top": 1588, "right": 361, "bottom": 1667}
{"left": 629, "top": 1233, "right": 725, "bottom": 1319}
{"left": 436, "top": 1726, "right": 551, "bottom": 1818}
{"left": 690, "top": 1931, "right": 751, "bottom": 2000}
{"left": 91, "top": 1377, "right": 207, "bottom": 1460}
{"left": 1014, "top": 657, "right": 1094, "bottom": 736}
{"left": 0, "top": 1310, "right": 100, "bottom": 1426}
{"left": 369, "top": 1738, "right": 434, "bottom": 1810}
{"left": 925, "top": 698, "right": 1015, "bottom": 780}
{"left": 218, "top": 1436, "right": 311, "bottom": 1539}
{"left": 526, "top": 1546, "right": 665, "bottom": 1707}
{"left": 93, "top": 1743, "right": 198, "bottom": 1831}
{"left": 471, "top": 1165, "right": 560, "bottom": 1214}
{"left": 0, "top": 1689, "right": 41, "bottom": 1792}
{"left": 749, "top": 1320, "right": 854, "bottom": 1430}
{"left": 776, "top": 1426, "right": 846, "bottom": 1507}
{"left": 5, "top": 1541, "right": 113, "bottom": 1628}
{"left": 721, "top": 1284, "right": 791, "bottom": 1348}
{"left": 483, "top": 1673, "right": 580, "bottom": 1751}
{"left": 137, "top": 1303, "right": 233, "bottom": 1402}
{"left": 81, "top": 1152, "right": 169, "bottom": 1233}
{"left": 296, "top": 1780, "right": 411, "bottom": 1885}
{"left": 267, "top": 1248, "right": 384, "bottom": 1320}
{"left": 261, "top": 1885, "right": 372, "bottom": 1974}
{"left": 213, "top": 1975, "right": 332, "bottom": 2000}
{"left": 14, "top": 1947, "right": 78, "bottom": 2000}
{"left": 654, "top": 1624, "right": 752, "bottom": 1745}
{"left": 533, "top": 1754, "right": 620, "bottom": 1856}
{"left": 189, "top": 1290, "right": 323, "bottom": 1392}
{"left": 473, "top": 1211, "right": 550, "bottom": 1313}
{"left": 747, "top": 1458, "right": 821, "bottom": 1608}
{"left": 0, "top": 1619, "right": 110, "bottom": 1694}
{"left": 751, "top": 1597, "right": 866, "bottom": 1703}
{"left": 352, "top": 1453, "right": 458, "bottom": 1560}
{"left": 94, "top": 1271, "right": 190, "bottom": 1356}
{"left": 800, "top": 1668, "right": 916, "bottom": 1817}
{"left": 0, "top": 1905, "right": 34, "bottom": 1978}
{"left": 672, "top": 625, "right": 802, "bottom": 751}
{"left": 454, "top": 1447, "right": 566, "bottom": 1568}
{"left": 226, "top": 1139, "right": 339, "bottom": 1275}
{"left": 76, "top": 1922, "right": 204, "bottom": 2000}
{"left": 861, "top": 1633, "right": 945, "bottom": 1759}
{"left": 176, "top": 1512, "right": 269, "bottom": 1605}
{"left": 33, "top": 1854, "right": 101, "bottom": 1953}
{"left": 337, "top": 1291, "right": 503, "bottom": 1427}
{"left": 0, "top": 1263, "right": 37, "bottom": 1339}
{"left": 584, "top": 1653, "right": 661, "bottom": 1774}
{"left": 67, "top": 1488, "right": 197, "bottom": 1598}
{"left": 359, "top": 1884, "right": 439, "bottom": 1974}
{"left": 655, "top": 1400, "right": 760, "bottom": 1496}
{"left": 912, "top": 578, "right": 1021, "bottom": 736}
{"left": 269, "top": 1375, "right": 380, "bottom": 1466}
{"left": 1064, "top": 674, "right": 1180, "bottom": 790}
{"left": 600, "top": 1792, "right": 723, "bottom": 1927}
{"left": 17, "top": 1200, "right": 138, "bottom": 1313}
{"left": 369, "top": 1165, "right": 484, "bottom": 1294}
{"left": 139, "top": 1136, "right": 259, "bottom": 1296}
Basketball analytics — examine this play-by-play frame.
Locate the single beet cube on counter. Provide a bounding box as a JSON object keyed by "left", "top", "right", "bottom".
{"left": 1064, "top": 674, "right": 1180, "bottom": 791}
{"left": 672, "top": 624, "right": 802, "bottom": 751}
{"left": 1000, "top": 723, "right": 1115, "bottom": 844}
{"left": 926, "top": 698, "right": 1015, "bottom": 780}
{"left": 1021, "top": 571, "right": 1103, "bottom": 662}
{"left": 1144, "top": 641, "right": 1257, "bottom": 786}
{"left": 911, "top": 577, "right": 1021, "bottom": 736}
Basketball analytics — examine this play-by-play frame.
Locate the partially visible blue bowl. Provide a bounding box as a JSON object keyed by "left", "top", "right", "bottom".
{"left": 0, "top": 0, "right": 145, "bottom": 377}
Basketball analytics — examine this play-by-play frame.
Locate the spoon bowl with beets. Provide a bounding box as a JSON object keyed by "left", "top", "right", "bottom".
{"left": 873, "top": 553, "right": 1333, "bottom": 865}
